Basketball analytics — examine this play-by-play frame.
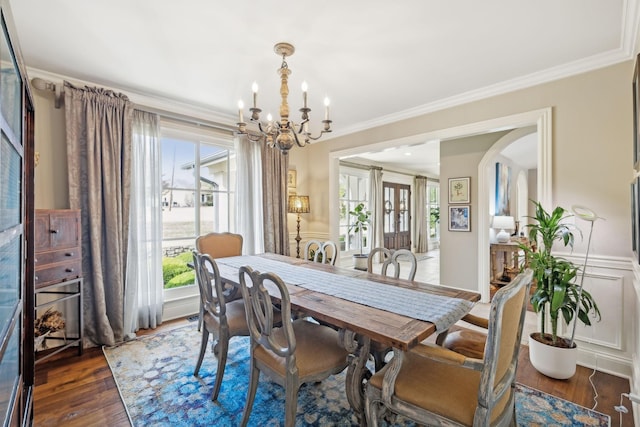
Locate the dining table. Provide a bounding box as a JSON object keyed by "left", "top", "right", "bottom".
{"left": 213, "top": 252, "right": 480, "bottom": 423}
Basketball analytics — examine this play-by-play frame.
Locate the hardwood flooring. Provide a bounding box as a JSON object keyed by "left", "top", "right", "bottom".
{"left": 34, "top": 318, "right": 635, "bottom": 426}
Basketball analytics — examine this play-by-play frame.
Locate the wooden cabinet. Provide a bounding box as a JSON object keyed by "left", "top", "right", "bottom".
{"left": 34, "top": 210, "right": 83, "bottom": 362}
{"left": 35, "top": 210, "right": 81, "bottom": 289}
{"left": 490, "top": 241, "right": 527, "bottom": 286}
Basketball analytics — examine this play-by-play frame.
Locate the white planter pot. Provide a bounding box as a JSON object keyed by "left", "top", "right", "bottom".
{"left": 528, "top": 332, "right": 577, "bottom": 380}
{"left": 353, "top": 254, "right": 368, "bottom": 271}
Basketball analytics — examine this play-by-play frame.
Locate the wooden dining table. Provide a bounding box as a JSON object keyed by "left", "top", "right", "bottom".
{"left": 214, "top": 252, "right": 480, "bottom": 423}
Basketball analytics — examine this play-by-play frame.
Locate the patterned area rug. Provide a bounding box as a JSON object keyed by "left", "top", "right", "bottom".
{"left": 103, "top": 325, "right": 610, "bottom": 427}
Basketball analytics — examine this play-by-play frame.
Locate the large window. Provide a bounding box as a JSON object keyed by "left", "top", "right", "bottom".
{"left": 427, "top": 181, "right": 440, "bottom": 242}
{"left": 161, "top": 123, "right": 235, "bottom": 291}
{"left": 338, "top": 168, "right": 369, "bottom": 255}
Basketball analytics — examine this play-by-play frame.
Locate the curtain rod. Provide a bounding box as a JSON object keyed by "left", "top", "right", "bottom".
{"left": 340, "top": 160, "right": 439, "bottom": 182}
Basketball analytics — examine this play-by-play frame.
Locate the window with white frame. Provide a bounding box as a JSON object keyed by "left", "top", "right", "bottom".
{"left": 427, "top": 180, "right": 440, "bottom": 242}
{"left": 338, "top": 167, "right": 369, "bottom": 255}
{"left": 160, "top": 121, "right": 236, "bottom": 292}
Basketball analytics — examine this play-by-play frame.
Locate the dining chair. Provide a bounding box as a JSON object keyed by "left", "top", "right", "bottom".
{"left": 366, "top": 247, "right": 418, "bottom": 370}
{"left": 303, "top": 240, "right": 338, "bottom": 265}
{"left": 192, "top": 250, "right": 250, "bottom": 401}
{"left": 364, "top": 269, "right": 533, "bottom": 427}
{"left": 195, "top": 232, "right": 243, "bottom": 331}
{"left": 436, "top": 312, "right": 491, "bottom": 359}
{"left": 367, "top": 247, "right": 417, "bottom": 281}
{"left": 238, "top": 265, "right": 350, "bottom": 427}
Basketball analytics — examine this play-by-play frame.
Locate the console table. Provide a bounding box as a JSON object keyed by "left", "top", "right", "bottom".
{"left": 490, "top": 240, "right": 528, "bottom": 286}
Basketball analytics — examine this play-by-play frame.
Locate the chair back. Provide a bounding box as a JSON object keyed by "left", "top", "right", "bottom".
{"left": 303, "top": 240, "right": 338, "bottom": 265}
{"left": 196, "top": 232, "right": 243, "bottom": 258}
{"left": 239, "top": 266, "right": 295, "bottom": 357}
{"left": 192, "top": 250, "right": 227, "bottom": 318}
{"left": 475, "top": 268, "right": 533, "bottom": 424}
{"left": 367, "top": 247, "right": 417, "bottom": 280}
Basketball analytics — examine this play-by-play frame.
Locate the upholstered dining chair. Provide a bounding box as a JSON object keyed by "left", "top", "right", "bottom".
{"left": 303, "top": 240, "right": 338, "bottom": 265}
{"left": 192, "top": 251, "right": 250, "bottom": 401}
{"left": 238, "top": 266, "right": 350, "bottom": 427}
{"left": 195, "top": 232, "right": 243, "bottom": 331}
{"left": 366, "top": 247, "right": 418, "bottom": 370}
{"left": 364, "top": 269, "right": 533, "bottom": 427}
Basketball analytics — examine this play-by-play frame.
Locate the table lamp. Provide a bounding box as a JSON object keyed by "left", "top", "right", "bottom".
{"left": 492, "top": 215, "right": 515, "bottom": 243}
{"left": 288, "top": 195, "right": 310, "bottom": 258}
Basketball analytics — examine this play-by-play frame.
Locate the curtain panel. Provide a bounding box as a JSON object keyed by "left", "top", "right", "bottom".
{"left": 369, "top": 167, "right": 384, "bottom": 262}
{"left": 65, "top": 81, "right": 133, "bottom": 346}
{"left": 235, "top": 135, "right": 264, "bottom": 254}
{"left": 415, "top": 176, "right": 429, "bottom": 253}
{"left": 261, "top": 144, "right": 290, "bottom": 255}
{"left": 124, "top": 110, "right": 163, "bottom": 337}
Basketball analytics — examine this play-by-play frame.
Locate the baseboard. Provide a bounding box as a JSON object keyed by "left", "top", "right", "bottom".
{"left": 577, "top": 348, "right": 633, "bottom": 379}
{"left": 162, "top": 294, "right": 198, "bottom": 322}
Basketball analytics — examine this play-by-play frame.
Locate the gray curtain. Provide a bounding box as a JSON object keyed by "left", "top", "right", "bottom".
{"left": 415, "top": 176, "right": 429, "bottom": 253}
{"left": 261, "top": 143, "right": 290, "bottom": 255}
{"left": 369, "top": 167, "right": 384, "bottom": 261}
{"left": 65, "top": 81, "right": 133, "bottom": 346}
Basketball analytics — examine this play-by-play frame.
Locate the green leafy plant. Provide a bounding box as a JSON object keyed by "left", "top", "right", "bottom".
{"left": 520, "top": 201, "right": 600, "bottom": 347}
{"left": 348, "top": 203, "right": 371, "bottom": 256}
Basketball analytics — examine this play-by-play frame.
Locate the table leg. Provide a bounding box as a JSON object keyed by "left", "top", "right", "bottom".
{"left": 340, "top": 330, "right": 371, "bottom": 425}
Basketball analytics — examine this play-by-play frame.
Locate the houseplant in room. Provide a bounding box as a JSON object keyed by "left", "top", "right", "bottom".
{"left": 349, "top": 202, "right": 371, "bottom": 270}
{"left": 520, "top": 201, "right": 601, "bottom": 379}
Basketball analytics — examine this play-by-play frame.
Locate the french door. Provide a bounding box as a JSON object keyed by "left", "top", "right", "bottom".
{"left": 383, "top": 182, "right": 411, "bottom": 250}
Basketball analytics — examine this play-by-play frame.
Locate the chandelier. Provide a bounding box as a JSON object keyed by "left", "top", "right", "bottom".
{"left": 236, "top": 42, "right": 332, "bottom": 154}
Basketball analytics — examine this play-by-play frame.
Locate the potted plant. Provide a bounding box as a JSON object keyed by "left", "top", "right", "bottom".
{"left": 349, "top": 202, "right": 371, "bottom": 270}
{"left": 520, "top": 201, "right": 601, "bottom": 379}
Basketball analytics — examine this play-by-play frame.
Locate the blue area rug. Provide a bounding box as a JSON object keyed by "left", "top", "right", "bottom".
{"left": 103, "top": 325, "right": 610, "bottom": 426}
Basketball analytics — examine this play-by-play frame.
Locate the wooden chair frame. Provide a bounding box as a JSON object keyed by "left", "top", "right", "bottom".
{"left": 192, "top": 251, "right": 248, "bottom": 401}
{"left": 303, "top": 240, "right": 338, "bottom": 265}
{"left": 364, "top": 269, "right": 533, "bottom": 427}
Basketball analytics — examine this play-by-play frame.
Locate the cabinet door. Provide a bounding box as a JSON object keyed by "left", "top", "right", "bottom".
{"left": 50, "top": 212, "right": 80, "bottom": 249}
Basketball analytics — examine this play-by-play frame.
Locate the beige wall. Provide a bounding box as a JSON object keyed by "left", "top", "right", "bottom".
{"left": 299, "top": 61, "right": 633, "bottom": 287}
{"left": 33, "top": 90, "right": 68, "bottom": 209}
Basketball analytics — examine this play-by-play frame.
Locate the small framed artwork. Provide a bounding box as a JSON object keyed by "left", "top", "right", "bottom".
{"left": 449, "top": 177, "right": 470, "bottom": 203}
{"left": 287, "top": 169, "right": 297, "bottom": 195}
{"left": 449, "top": 205, "right": 471, "bottom": 232}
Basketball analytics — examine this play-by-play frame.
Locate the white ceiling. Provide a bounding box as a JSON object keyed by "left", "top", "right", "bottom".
{"left": 11, "top": 1, "right": 636, "bottom": 139}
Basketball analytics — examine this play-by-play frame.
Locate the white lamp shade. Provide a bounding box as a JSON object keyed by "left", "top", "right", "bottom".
{"left": 492, "top": 215, "right": 515, "bottom": 243}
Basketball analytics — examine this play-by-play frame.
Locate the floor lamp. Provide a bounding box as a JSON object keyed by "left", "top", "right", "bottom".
{"left": 288, "top": 195, "right": 310, "bottom": 258}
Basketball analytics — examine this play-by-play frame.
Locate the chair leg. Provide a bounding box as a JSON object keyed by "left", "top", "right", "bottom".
{"left": 240, "top": 361, "right": 260, "bottom": 427}
{"left": 284, "top": 383, "right": 299, "bottom": 427}
{"left": 211, "top": 333, "right": 229, "bottom": 401}
{"left": 194, "top": 329, "right": 209, "bottom": 376}
{"left": 197, "top": 302, "right": 203, "bottom": 332}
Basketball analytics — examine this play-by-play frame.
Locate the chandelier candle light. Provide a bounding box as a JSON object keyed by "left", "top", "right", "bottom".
{"left": 236, "top": 42, "right": 332, "bottom": 154}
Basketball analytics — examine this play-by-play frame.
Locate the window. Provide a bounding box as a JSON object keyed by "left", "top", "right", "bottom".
{"left": 427, "top": 181, "right": 440, "bottom": 242}
{"left": 160, "top": 122, "right": 235, "bottom": 291}
{"left": 338, "top": 167, "right": 369, "bottom": 255}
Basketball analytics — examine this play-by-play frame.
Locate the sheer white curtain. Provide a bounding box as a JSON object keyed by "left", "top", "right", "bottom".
{"left": 415, "top": 176, "right": 429, "bottom": 253}
{"left": 235, "top": 135, "right": 264, "bottom": 254}
{"left": 124, "top": 110, "right": 163, "bottom": 337}
{"left": 369, "top": 167, "right": 384, "bottom": 260}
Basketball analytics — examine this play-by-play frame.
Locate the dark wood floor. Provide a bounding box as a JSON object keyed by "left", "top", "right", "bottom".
{"left": 33, "top": 318, "right": 634, "bottom": 426}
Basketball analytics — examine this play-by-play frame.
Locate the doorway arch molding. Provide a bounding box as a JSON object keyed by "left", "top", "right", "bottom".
{"left": 328, "top": 107, "right": 552, "bottom": 300}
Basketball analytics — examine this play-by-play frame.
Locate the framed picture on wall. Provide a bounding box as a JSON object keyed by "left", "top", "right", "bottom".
{"left": 287, "top": 169, "right": 297, "bottom": 195}
{"left": 449, "top": 205, "right": 470, "bottom": 232}
{"left": 448, "top": 177, "right": 470, "bottom": 203}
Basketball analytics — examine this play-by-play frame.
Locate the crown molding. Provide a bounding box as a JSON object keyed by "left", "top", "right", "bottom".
{"left": 329, "top": 48, "right": 632, "bottom": 141}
